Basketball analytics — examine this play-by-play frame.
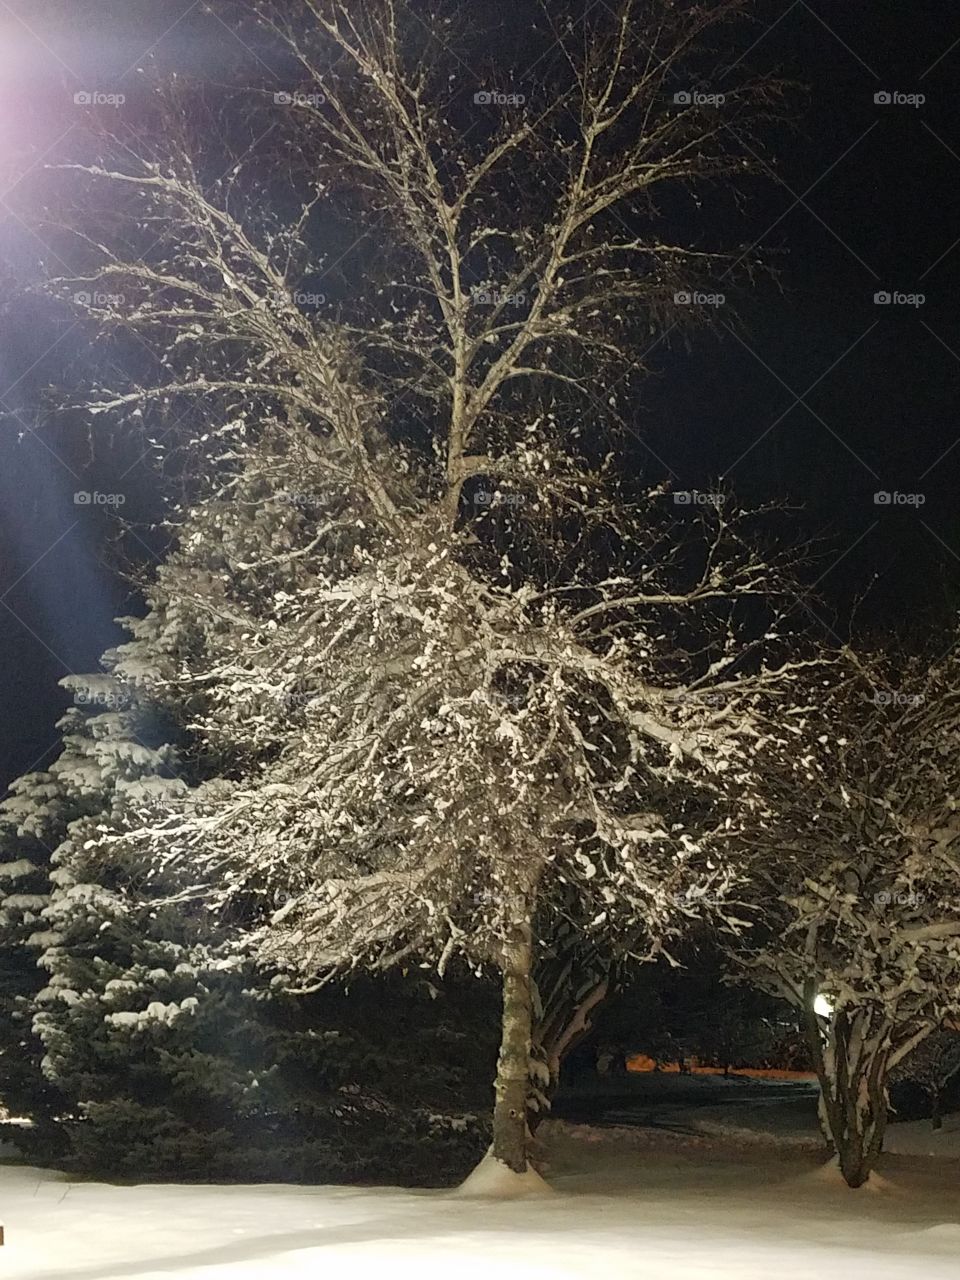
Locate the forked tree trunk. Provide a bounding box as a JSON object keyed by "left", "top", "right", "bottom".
{"left": 530, "top": 972, "right": 610, "bottom": 1132}
{"left": 830, "top": 1054, "right": 888, "bottom": 1190}
{"left": 804, "top": 994, "right": 890, "bottom": 1188}
{"left": 492, "top": 908, "right": 535, "bottom": 1172}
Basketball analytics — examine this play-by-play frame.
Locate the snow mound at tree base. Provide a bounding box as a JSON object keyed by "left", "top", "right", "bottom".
{"left": 803, "top": 1156, "right": 896, "bottom": 1193}
{"left": 455, "top": 1150, "right": 553, "bottom": 1198}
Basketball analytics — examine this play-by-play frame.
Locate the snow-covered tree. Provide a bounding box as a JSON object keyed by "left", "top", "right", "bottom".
{"left": 32, "top": 0, "right": 800, "bottom": 1179}
{"left": 0, "top": 648, "right": 496, "bottom": 1178}
{"left": 0, "top": 771, "right": 68, "bottom": 1136}
{"left": 0, "top": 672, "right": 191, "bottom": 1153}
{"left": 732, "top": 652, "right": 960, "bottom": 1186}
{"left": 0, "top": 676, "right": 179, "bottom": 1140}
{"left": 90, "top": 456, "right": 813, "bottom": 1179}
{"left": 892, "top": 1030, "right": 960, "bottom": 1131}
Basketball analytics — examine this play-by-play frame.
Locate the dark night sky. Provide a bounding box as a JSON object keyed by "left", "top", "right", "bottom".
{"left": 1, "top": 0, "right": 960, "bottom": 792}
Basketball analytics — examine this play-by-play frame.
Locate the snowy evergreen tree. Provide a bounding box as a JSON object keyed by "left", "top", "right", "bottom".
{"left": 0, "top": 771, "right": 67, "bottom": 1138}
{"left": 0, "top": 678, "right": 175, "bottom": 1142}
{"left": 30, "top": 0, "right": 801, "bottom": 1179}
{"left": 0, "top": 608, "right": 495, "bottom": 1179}
{"left": 0, "top": 672, "right": 192, "bottom": 1158}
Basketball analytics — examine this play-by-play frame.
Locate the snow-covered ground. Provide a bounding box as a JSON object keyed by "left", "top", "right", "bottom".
{"left": 557, "top": 1070, "right": 960, "bottom": 1156}
{"left": 628, "top": 1074, "right": 960, "bottom": 1157}
{"left": 691, "top": 1099, "right": 960, "bottom": 1155}
{"left": 5, "top": 1123, "right": 960, "bottom": 1279}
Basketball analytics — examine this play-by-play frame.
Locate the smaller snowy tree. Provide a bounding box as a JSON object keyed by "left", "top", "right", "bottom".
{"left": 891, "top": 1030, "right": 960, "bottom": 1131}
{"left": 732, "top": 652, "right": 960, "bottom": 1186}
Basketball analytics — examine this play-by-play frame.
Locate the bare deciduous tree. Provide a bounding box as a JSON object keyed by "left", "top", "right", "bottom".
{"left": 30, "top": 0, "right": 801, "bottom": 1181}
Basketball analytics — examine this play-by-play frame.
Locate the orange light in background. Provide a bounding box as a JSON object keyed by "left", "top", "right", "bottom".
{"left": 626, "top": 1053, "right": 815, "bottom": 1080}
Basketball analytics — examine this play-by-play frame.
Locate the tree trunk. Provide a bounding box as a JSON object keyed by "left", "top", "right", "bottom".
{"left": 931, "top": 1088, "right": 943, "bottom": 1130}
{"left": 529, "top": 953, "right": 610, "bottom": 1134}
{"left": 832, "top": 1072, "right": 887, "bottom": 1189}
{"left": 816, "top": 1091, "right": 834, "bottom": 1151}
{"left": 804, "top": 995, "right": 890, "bottom": 1188}
{"left": 538, "top": 976, "right": 610, "bottom": 1088}
{"left": 492, "top": 904, "right": 535, "bottom": 1172}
